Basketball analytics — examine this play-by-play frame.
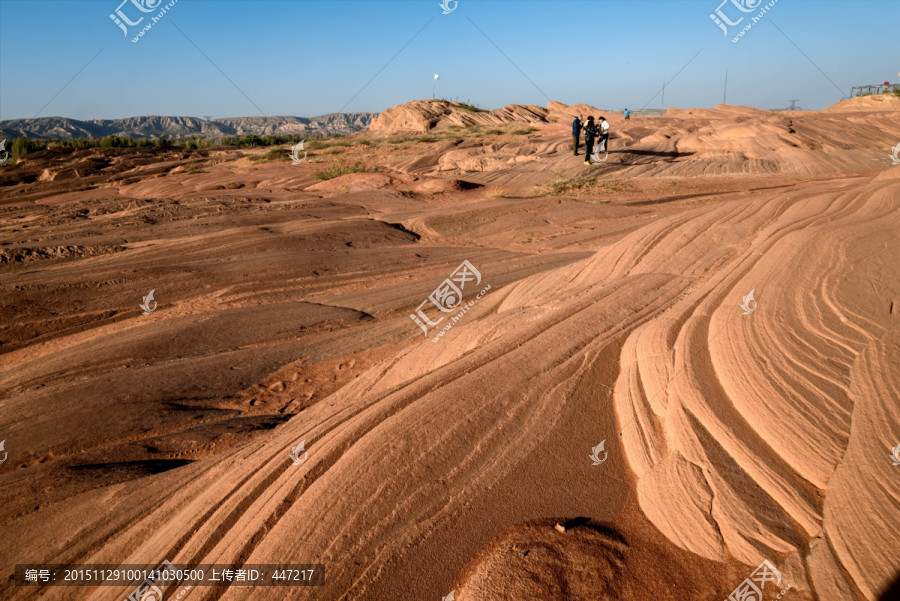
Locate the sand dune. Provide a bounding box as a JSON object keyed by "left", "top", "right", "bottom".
{"left": 1, "top": 97, "right": 898, "bottom": 600}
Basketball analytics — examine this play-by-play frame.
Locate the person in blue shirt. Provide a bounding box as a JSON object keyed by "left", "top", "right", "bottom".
{"left": 624, "top": 108, "right": 630, "bottom": 120}
{"left": 572, "top": 115, "right": 583, "bottom": 156}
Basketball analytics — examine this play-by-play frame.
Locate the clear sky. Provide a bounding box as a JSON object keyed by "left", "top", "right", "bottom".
{"left": 0, "top": 0, "right": 897, "bottom": 120}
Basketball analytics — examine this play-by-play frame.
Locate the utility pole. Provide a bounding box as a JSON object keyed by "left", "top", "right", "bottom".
{"left": 723, "top": 70, "right": 728, "bottom": 104}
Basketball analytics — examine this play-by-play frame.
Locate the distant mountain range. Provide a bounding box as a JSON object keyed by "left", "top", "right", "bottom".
{"left": 0, "top": 113, "right": 377, "bottom": 140}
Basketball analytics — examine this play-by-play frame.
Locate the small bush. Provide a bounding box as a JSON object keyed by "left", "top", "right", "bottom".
{"left": 538, "top": 171, "right": 598, "bottom": 195}
{"left": 315, "top": 159, "right": 376, "bottom": 180}
{"left": 267, "top": 147, "right": 291, "bottom": 161}
{"left": 538, "top": 171, "right": 632, "bottom": 196}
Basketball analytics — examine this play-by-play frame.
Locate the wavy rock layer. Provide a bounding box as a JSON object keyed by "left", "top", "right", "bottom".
{"left": 369, "top": 99, "right": 551, "bottom": 133}
{"left": 0, "top": 98, "right": 898, "bottom": 601}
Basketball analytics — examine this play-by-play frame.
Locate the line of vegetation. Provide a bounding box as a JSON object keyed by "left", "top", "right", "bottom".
{"left": 2, "top": 132, "right": 353, "bottom": 164}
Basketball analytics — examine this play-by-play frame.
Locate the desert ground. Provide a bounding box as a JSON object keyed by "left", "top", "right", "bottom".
{"left": 1, "top": 95, "right": 899, "bottom": 600}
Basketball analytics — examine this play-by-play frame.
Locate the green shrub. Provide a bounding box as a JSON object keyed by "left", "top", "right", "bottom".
{"left": 315, "top": 159, "right": 376, "bottom": 180}
{"left": 537, "top": 171, "right": 598, "bottom": 195}
{"left": 537, "top": 171, "right": 631, "bottom": 196}
{"left": 11, "top": 137, "right": 45, "bottom": 160}
{"left": 266, "top": 147, "right": 291, "bottom": 161}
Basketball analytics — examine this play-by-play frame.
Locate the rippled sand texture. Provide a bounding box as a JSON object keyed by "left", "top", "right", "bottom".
{"left": 1, "top": 97, "right": 898, "bottom": 600}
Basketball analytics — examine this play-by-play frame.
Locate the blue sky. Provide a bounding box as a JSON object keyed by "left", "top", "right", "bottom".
{"left": 0, "top": 0, "right": 897, "bottom": 120}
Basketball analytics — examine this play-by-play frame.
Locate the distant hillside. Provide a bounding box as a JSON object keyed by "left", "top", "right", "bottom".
{"left": 0, "top": 113, "right": 376, "bottom": 140}
{"left": 369, "top": 100, "right": 665, "bottom": 134}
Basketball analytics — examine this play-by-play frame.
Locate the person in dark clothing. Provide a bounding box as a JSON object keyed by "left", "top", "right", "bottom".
{"left": 583, "top": 116, "right": 598, "bottom": 164}
{"left": 572, "top": 115, "right": 583, "bottom": 155}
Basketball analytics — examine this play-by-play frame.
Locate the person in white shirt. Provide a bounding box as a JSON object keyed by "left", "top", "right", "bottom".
{"left": 597, "top": 116, "right": 610, "bottom": 152}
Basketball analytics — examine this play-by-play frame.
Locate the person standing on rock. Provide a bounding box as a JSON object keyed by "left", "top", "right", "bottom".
{"left": 572, "top": 115, "right": 583, "bottom": 155}
{"left": 583, "top": 116, "right": 598, "bottom": 165}
{"left": 597, "top": 116, "right": 610, "bottom": 152}
{"left": 624, "top": 108, "right": 630, "bottom": 120}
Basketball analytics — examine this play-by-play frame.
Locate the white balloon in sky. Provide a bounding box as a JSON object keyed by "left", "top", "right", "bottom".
{"left": 434, "top": 74, "right": 440, "bottom": 80}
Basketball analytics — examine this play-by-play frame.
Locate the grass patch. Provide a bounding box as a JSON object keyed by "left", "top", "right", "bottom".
{"left": 314, "top": 159, "right": 378, "bottom": 181}
{"left": 594, "top": 178, "right": 631, "bottom": 194}
{"left": 511, "top": 127, "right": 537, "bottom": 135}
{"left": 538, "top": 171, "right": 598, "bottom": 195}
{"left": 486, "top": 188, "right": 512, "bottom": 200}
{"left": 515, "top": 231, "right": 535, "bottom": 244}
{"left": 304, "top": 135, "right": 353, "bottom": 151}
{"left": 537, "top": 171, "right": 632, "bottom": 196}
{"left": 267, "top": 147, "right": 291, "bottom": 161}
